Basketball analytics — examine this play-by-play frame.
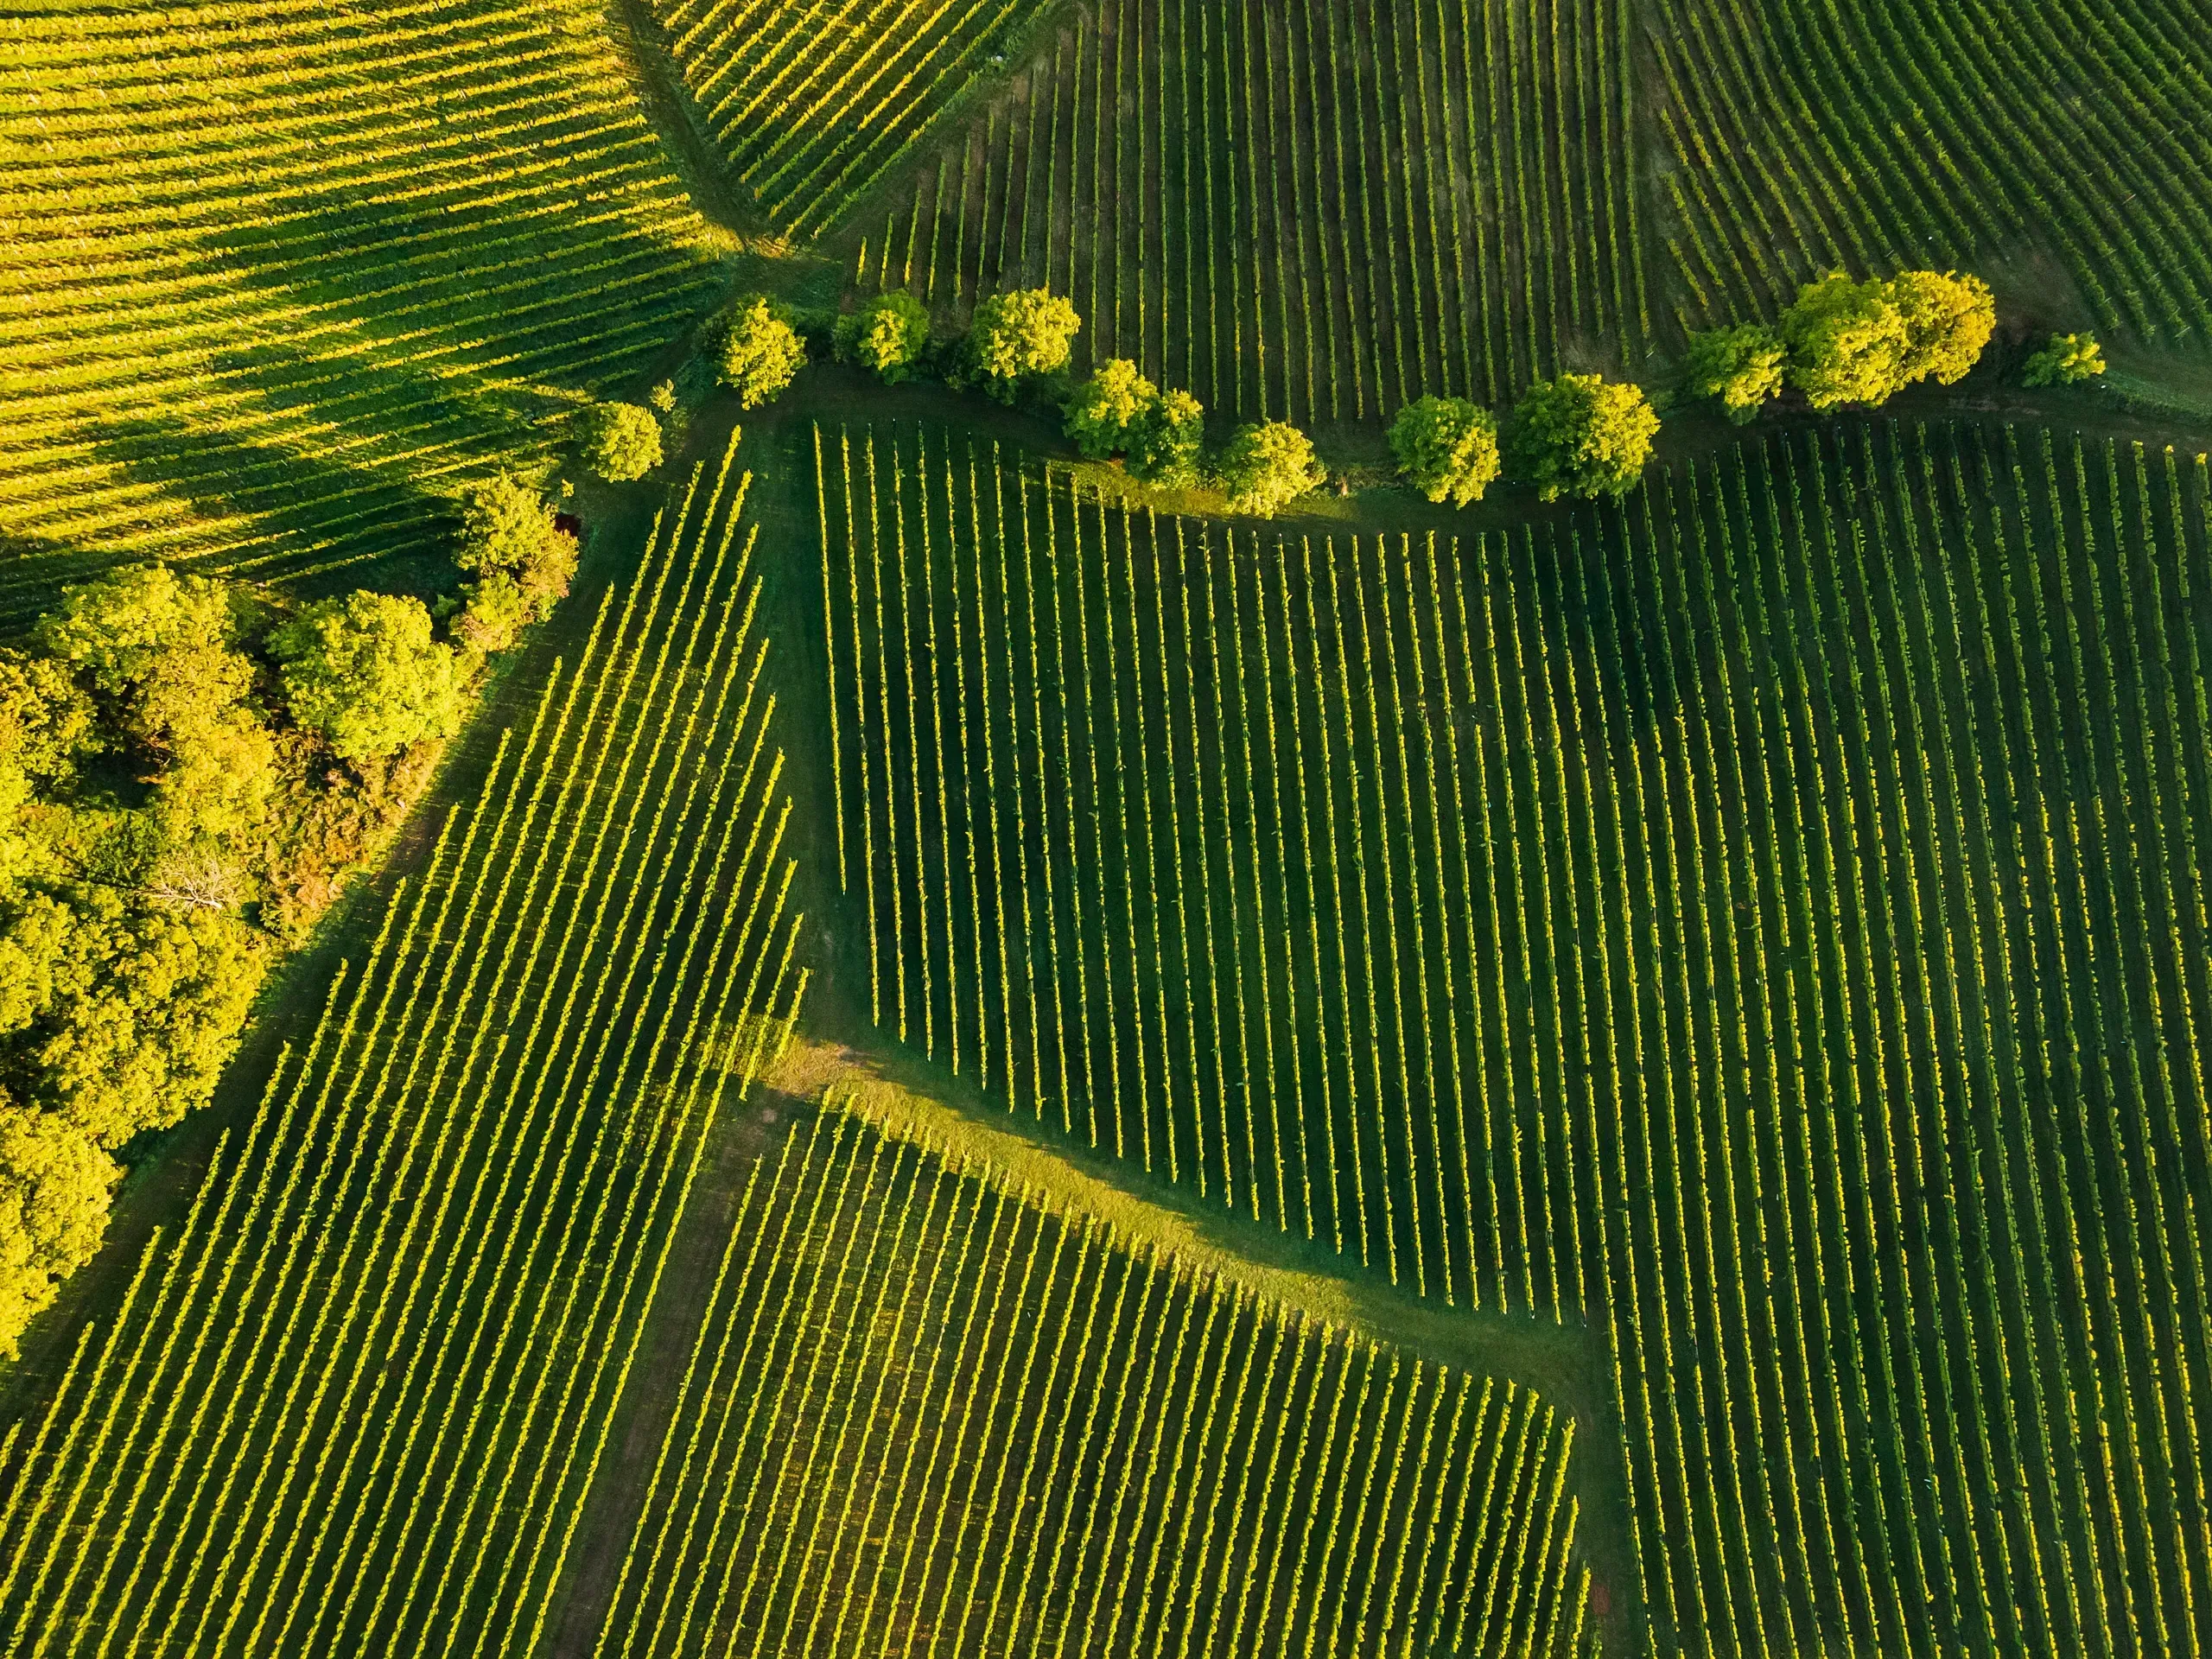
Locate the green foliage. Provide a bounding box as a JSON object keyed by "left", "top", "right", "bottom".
{"left": 575, "top": 402, "right": 664, "bottom": 482}
{"left": 0, "top": 1100, "right": 115, "bottom": 1358}
{"left": 835, "top": 290, "right": 931, "bottom": 384}
{"left": 1780, "top": 269, "right": 1993, "bottom": 409}
{"left": 1216, "top": 421, "right": 1327, "bottom": 517}
{"left": 1887, "top": 269, "right": 1994, "bottom": 386}
{"left": 718, "top": 298, "right": 807, "bottom": 408}
{"left": 2024, "top": 331, "right": 2107, "bottom": 386}
{"left": 1128, "top": 389, "right": 1206, "bottom": 487}
{"left": 969, "top": 287, "right": 1082, "bottom": 402}
{"left": 1064, "top": 359, "right": 1158, "bottom": 459}
{"left": 270, "top": 593, "right": 467, "bottom": 765}
{"left": 1387, "top": 396, "right": 1502, "bottom": 505}
{"left": 1505, "top": 373, "right": 1659, "bottom": 500}
{"left": 1781, "top": 272, "right": 1910, "bottom": 410}
{"left": 454, "top": 474, "right": 578, "bottom": 651}
{"left": 1685, "top": 323, "right": 1786, "bottom": 423}
{"left": 0, "top": 888, "right": 263, "bottom": 1147}
{"left": 37, "top": 564, "right": 274, "bottom": 848}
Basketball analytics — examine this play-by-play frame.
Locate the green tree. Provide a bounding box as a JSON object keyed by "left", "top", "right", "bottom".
{"left": 969, "top": 287, "right": 1082, "bottom": 402}
{"left": 36, "top": 565, "right": 273, "bottom": 846}
{"left": 1388, "top": 396, "right": 1502, "bottom": 505}
{"left": 0, "top": 1100, "right": 115, "bottom": 1358}
{"left": 1065, "top": 359, "right": 1158, "bottom": 459}
{"left": 454, "top": 474, "right": 578, "bottom": 651}
{"left": 0, "top": 887, "right": 261, "bottom": 1147}
{"left": 269, "top": 593, "right": 467, "bottom": 764}
{"left": 2024, "top": 331, "right": 2106, "bottom": 386}
{"left": 1128, "top": 389, "right": 1205, "bottom": 487}
{"left": 1780, "top": 272, "right": 1910, "bottom": 409}
{"left": 1886, "top": 269, "right": 1994, "bottom": 385}
{"left": 1505, "top": 373, "right": 1660, "bottom": 501}
{"left": 1216, "top": 421, "right": 1327, "bottom": 517}
{"left": 575, "top": 402, "right": 663, "bottom": 482}
{"left": 1684, "top": 323, "right": 1786, "bottom": 423}
{"left": 835, "top": 290, "right": 931, "bottom": 384}
{"left": 718, "top": 297, "right": 807, "bottom": 408}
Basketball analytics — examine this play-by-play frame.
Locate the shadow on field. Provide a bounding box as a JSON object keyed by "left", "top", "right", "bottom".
{"left": 747, "top": 1026, "right": 1648, "bottom": 1654}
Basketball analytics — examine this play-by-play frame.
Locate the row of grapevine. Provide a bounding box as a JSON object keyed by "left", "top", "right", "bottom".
{"left": 813, "top": 415, "right": 2212, "bottom": 1654}
{"left": 0, "top": 434, "right": 809, "bottom": 1654}
{"left": 848, "top": 0, "right": 1649, "bottom": 423}
{"left": 1648, "top": 0, "right": 2212, "bottom": 347}
{"left": 593, "top": 1099, "right": 1594, "bottom": 1659}
{"left": 644, "top": 0, "right": 1042, "bottom": 238}
{"left": 0, "top": 0, "right": 723, "bottom": 622}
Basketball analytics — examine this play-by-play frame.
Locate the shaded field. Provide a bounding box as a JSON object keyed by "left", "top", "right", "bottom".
{"left": 845, "top": 0, "right": 1650, "bottom": 425}
{"left": 0, "top": 0, "right": 726, "bottom": 625}
{"left": 810, "top": 412, "right": 2212, "bottom": 1655}
{"left": 0, "top": 441, "right": 806, "bottom": 1654}
{"left": 595, "top": 1098, "right": 1592, "bottom": 1659}
{"left": 641, "top": 0, "right": 1050, "bottom": 239}
{"left": 1647, "top": 0, "right": 2212, "bottom": 349}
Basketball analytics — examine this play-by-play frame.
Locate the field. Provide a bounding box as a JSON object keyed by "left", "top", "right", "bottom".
{"left": 0, "top": 441, "right": 807, "bottom": 1652}
{"left": 9, "top": 0, "right": 2212, "bottom": 1654}
{"left": 597, "top": 1100, "right": 1591, "bottom": 1658}
{"left": 842, "top": 0, "right": 1650, "bottom": 423}
{"left": 0, "top": 0, "right": 725, "bottom": 622}
{"left": 811, "top": 414, "right": 2212, "bottom": 1652}
{"left": 640, "top": 0, "right": 1045, "bottom": 239}
{"left": 1647, "top": 0, "right": 2212, "bottom": 347}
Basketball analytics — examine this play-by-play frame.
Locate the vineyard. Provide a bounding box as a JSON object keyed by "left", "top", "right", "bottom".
{"left": 0, "top": 438, "right": 808, "bottom": 1652}
{"left": 1648, "top": 0, "right": 2212, "bottom": 348}
{"left": 594, "top": 1099, "right": 1592, "bottom": 1658}
{"left": 641, "top": 0, "right": 1043, "bottom": 240}
{"left": 813, "top": 415, "right": 2212, "bottom": 1653}
{"left": 0, "top": 0, "right": 723, "bottom": 622}
{"left": 842, "top": 0, "right": 1649, "bottom": 423}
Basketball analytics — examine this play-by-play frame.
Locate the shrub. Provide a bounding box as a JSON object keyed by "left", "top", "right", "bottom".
{"left": 269, "top": 592, "right": 467, "bottom": 764}
{"left": 1887, "top": 269, "right": 1994, "bottom": 386}
{"left": 2024, "top": 331, "right": 2106, "bottom": 386}
{"left": 1684, "top": 324, "right": 1786, "bottom": 423}
{"left": 969, "top": 287, "right": 1082, "bottom": 402}
{"left": 1128, "top": 389, "right": 1206, "bottom": 487}
{"left": 718, "top": 298, "right": 807, "bottom": 407}
{"left": 575, "top": 402, "right": 663, "bottom": 481}
{"left": 1216, "top": 421, "right": 1327, "bottom": 517}
{"left": 1506, "top": 373, "right": 1659, "bottom": 500}
{"left": 1065, "top": 359, "right": 1158, "bottom": 459}
{"left": 835, "top": 290, "right": 931, "bottom": 384}
{"left": 1388, "top": 396, "right": 1502, "bottom": 505}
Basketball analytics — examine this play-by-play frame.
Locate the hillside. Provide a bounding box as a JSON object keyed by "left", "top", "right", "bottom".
{"left": 3, "top": 1, "right": 2210, "bottom": 1656}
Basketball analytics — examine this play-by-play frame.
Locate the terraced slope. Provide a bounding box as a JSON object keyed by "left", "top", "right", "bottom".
{"left": 0, "top": 0, "right": 726, "bottom": 622}
{"left": 596, "top": 1102, "right": 1592, "bottom": 1659}
{"left": 813, "top": 416, "right": 2212, "bottom": 1655}
{"left": 1649, "top": 0, "right": 2212, "bottom": 348}
{"left": 849, "top": 0, "right": 1651, "bottom": 423}
{"left": 0, "top": 441, "right": 805, "bottom": 1655}
{"left": 645, "top": 0, "right": 1045, "bottom": 239}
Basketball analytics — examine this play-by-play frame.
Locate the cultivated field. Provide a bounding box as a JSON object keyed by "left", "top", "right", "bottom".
{"left": 0, "top": 0, "right": 723, "bottom": 620}
{"left": 840, "top": 0, "right": 1651, "bottom": 422}
{"left": 642, "top": 0, "right": 1043, "bottom": 239}
{"left": 598, "top": 1102, "right": 1590, "bottom": 1658}
{"left": 0, "top": 442, "right": 806, "bottom": 1652}
{"left": 1648, "top": 0, "right": 2212, "bottom": 346}
{"left": 812, "top": 414, "right": 2212, "bottom": 1654}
